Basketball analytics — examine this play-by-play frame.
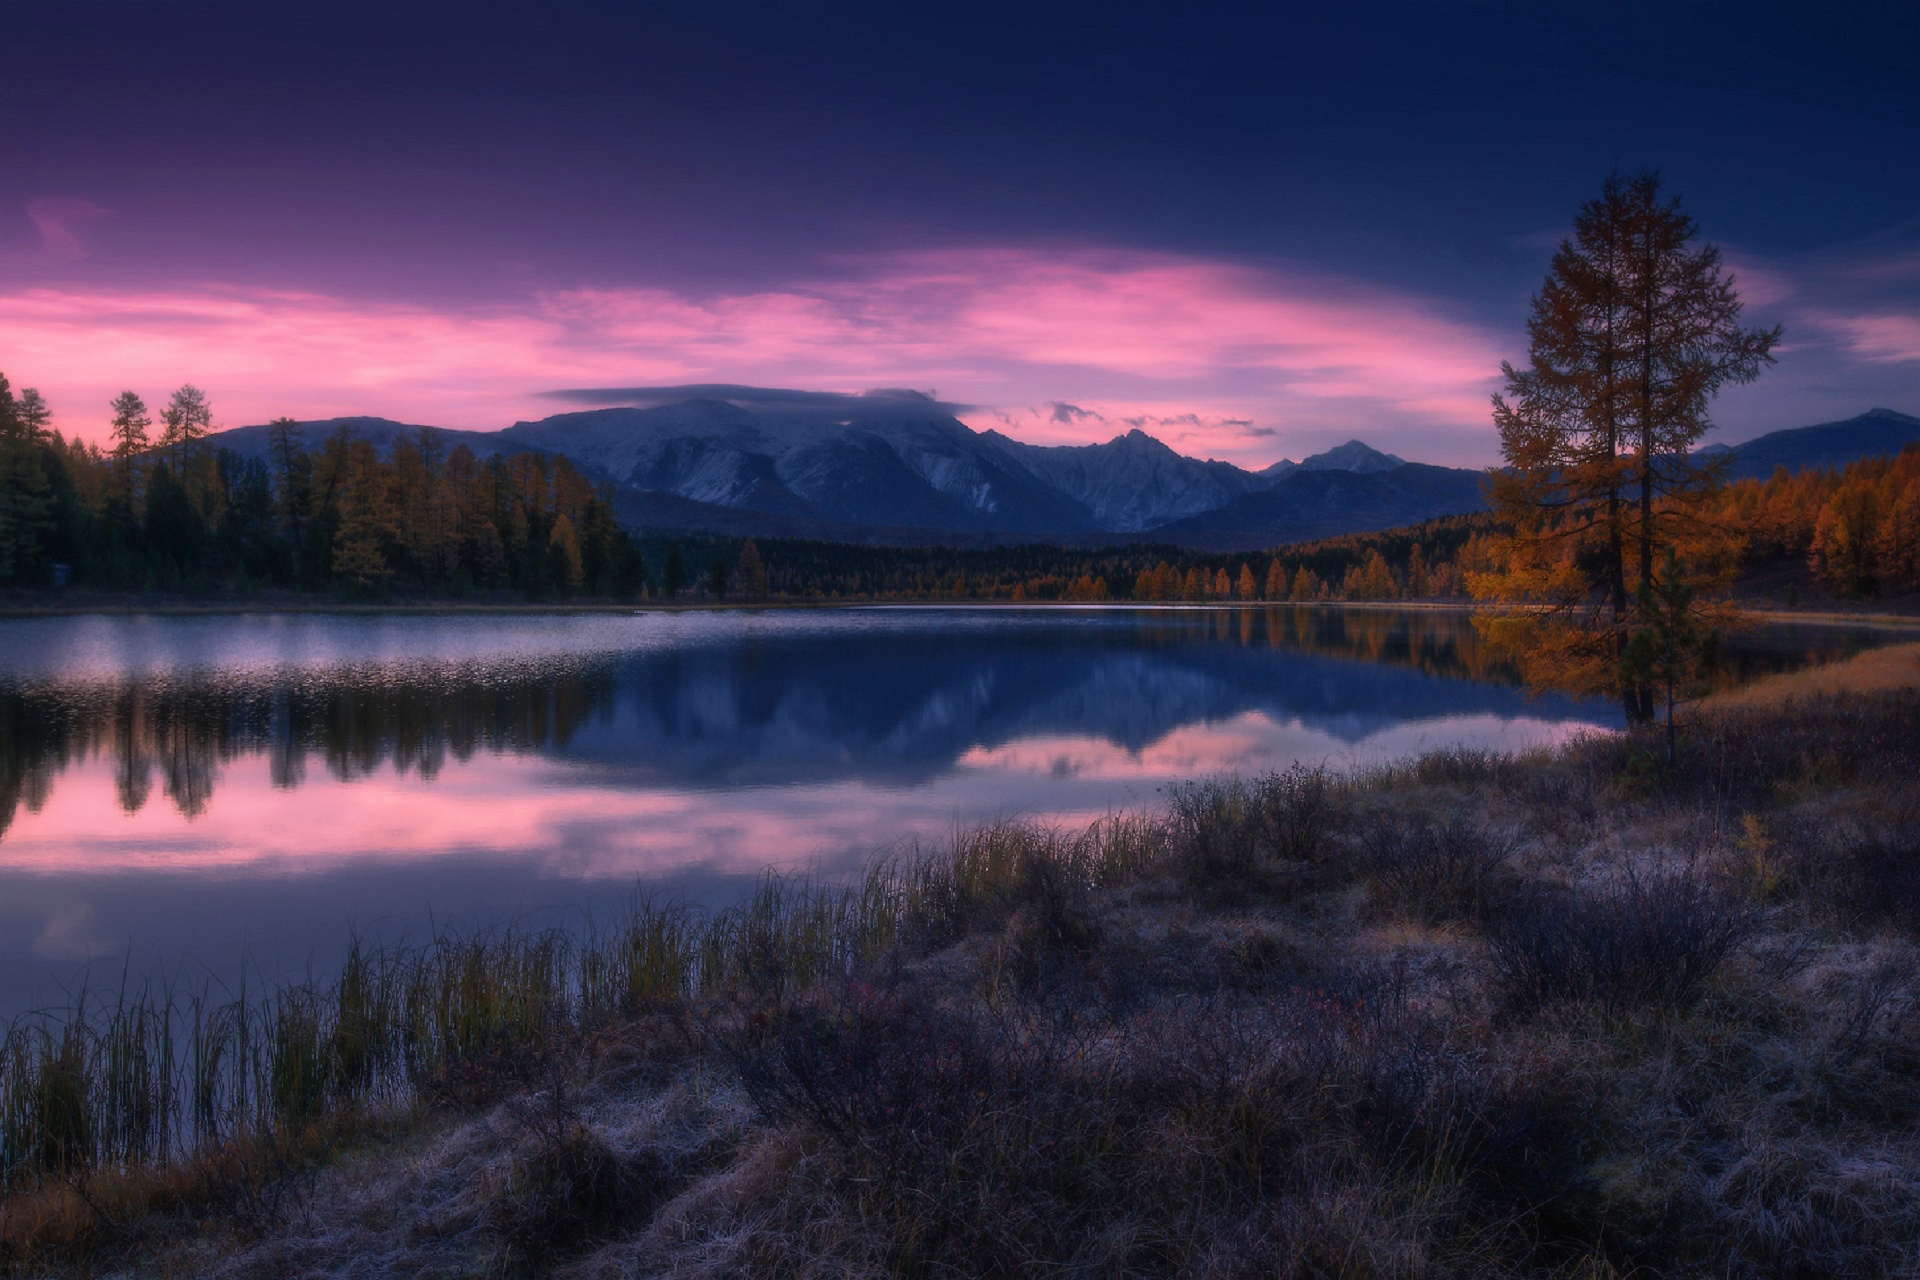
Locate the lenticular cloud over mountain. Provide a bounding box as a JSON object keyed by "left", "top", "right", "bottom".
{"left": 539, "top": 385, "right": 978, "bottom": 422}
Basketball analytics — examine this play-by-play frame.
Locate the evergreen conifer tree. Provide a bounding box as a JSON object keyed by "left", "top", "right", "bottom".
{"left": 0, "top": 375, "right": 55, "bottom": 583}
{"left": 736, "top": 538, "right": 769, "bottom": 599}
{"left": 108, "top": 390, "right": 152, "bottom": 519}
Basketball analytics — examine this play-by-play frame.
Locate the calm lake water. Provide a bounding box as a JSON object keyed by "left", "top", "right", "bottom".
{"left": 0, "top": 605, "right": 1898, "bottom": 1016}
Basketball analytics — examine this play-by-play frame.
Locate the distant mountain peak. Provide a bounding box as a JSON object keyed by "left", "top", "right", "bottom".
{"left": 1110, "top": 428, "right": 1175, "bottom": 452}
{"left": 1296, "top": 439, "right": 1406, "bottom": 474}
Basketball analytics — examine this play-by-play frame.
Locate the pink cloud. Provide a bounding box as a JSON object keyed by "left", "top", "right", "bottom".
{"left": 0, "top": 246, "right": 1513, "bottom": 464}
{"left": 1803, "top": 309, "right": 1920, "bottom": 364}
{"left": 1720, "top": 253, "right": 1798, "bottom": 309}
{"left": 1721, "top": 236, "right": 1920, "bottom": 370}
{"left": 895, "top": 249, "right": 1500, "bottom": 396}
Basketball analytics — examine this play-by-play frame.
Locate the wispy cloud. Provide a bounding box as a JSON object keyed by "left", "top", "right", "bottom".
{"left": 1806, "top": 310, "right": 1920, "bottom": 364}
{"left": 1711, "top": 228, "right": 1920, "bottom": 437}
{"left": 23, "top": 198, "right": 110, "bottom": 262}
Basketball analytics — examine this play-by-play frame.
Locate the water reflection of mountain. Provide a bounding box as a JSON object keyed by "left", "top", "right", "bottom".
{"left": 4, "top": 605, "right": 1869, "bottom": 833}
{"left": 570, "top": 632, "right": 1610, "bottom": 789}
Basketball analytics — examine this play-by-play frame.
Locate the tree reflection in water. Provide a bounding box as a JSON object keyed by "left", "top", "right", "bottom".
{"left": 0, "top": 664, "right": 617, "bottom": 834}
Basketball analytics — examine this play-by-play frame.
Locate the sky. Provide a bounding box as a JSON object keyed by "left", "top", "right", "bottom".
{"left": 2, "top": 0, "right": 1916, "bottom": 467}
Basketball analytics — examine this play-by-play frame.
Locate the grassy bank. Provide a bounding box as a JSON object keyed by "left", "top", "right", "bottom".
{"left": 5, "top": 681, "right": 1920, "bottom": 1276}
{"left": 1708, "top": 639, "right": 1920, "bottom": 708}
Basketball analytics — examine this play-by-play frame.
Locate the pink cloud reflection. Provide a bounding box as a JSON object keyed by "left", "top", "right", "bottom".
{"left": 0, "top": 710, "right": 1605, "bottom": 884}
{"left": 0, "top": 246, "right": 1512, "bottom": 465}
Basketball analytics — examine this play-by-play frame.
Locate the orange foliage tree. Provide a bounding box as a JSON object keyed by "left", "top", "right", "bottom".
{"left": 1472, "top": 173, "right": 1778, "bottom": 718}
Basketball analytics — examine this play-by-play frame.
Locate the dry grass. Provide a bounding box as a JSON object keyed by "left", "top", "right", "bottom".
{"left": 6, "top": 691, "right": 1920, "bottom": 1277}
{"left": 1708, "top": 639, "right": 1920, "bottom": 709}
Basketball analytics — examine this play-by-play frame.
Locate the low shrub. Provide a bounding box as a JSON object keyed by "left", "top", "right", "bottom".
{"left": 1362, "top": 813, "right": 1517, "bottom": 923}
{"left": 1483, "top": 866, "right": 1754, "bottom": 1016}
{"left": 1257, "top": 762, "right": 1341, "bottom": 863}
{"left": 481, "top": 1063, "right": 710, "bottom": 1263}
{"left": 1836, "top": 821, "right": 1920, "bottom": 935}
{"left": 484, "top": 1120, "right": 628, "bottom": 1258}
{"left": 1767, "top": 811, "right": 1920, "bottom": 935}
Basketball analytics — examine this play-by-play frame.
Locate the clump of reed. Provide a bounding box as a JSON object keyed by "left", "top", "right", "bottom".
{"left": 1166, "top": 762, "right": 1342, "bottom": 884}
{"left": 0, "top": 930, "right": 574, "bottom": 1194}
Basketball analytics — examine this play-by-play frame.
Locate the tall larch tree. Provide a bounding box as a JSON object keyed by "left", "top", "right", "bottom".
{"left": 158, "top": 384, "right": 212, "bottom": 458}
{"left": 1264, "top": 558, "right": 1285, "bottom": 600}
{"left": 268, "top": 417, "right": 310, "bottom": 544}
{"left": 1473, "top": 172, "right": 1777, "bottom": 718}
{"left": 158, "top": 384, "right": 218, "bottom": 522}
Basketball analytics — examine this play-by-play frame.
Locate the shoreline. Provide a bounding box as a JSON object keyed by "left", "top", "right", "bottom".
{"left": 5, "top": 594, "right": 1920, "bottom": 630}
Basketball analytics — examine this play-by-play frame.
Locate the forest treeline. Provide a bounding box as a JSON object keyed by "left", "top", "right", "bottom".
{"left": 675, "top": 516, "right": 1501, "bottom": 604}
{"left": 2, "top": 373, "right": 1915, "bottom": 604}
{"left": 654, "top": 446, "right": 1920, "bottom": 605}
{"left": 1725, "top": 445, "right": 1920, "bottom": 598}
{"left": 0, "top": 377, "right": 652, "bottom": 598}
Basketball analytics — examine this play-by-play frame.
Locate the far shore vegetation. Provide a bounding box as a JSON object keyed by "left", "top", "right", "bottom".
{"left": 1, "top": 645, "right": 1917, "bottom": 1275}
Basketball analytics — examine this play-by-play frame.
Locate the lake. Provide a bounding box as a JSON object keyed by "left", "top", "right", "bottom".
{"left": 0, "top": 605, "right": 1895, "bottom": 1017}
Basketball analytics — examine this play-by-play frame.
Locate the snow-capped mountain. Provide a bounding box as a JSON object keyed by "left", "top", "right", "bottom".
{"left": 212, "top": 390, "right": 1506, "bottom": 547}
{"left": 489, "top": 394, "right": 1481, "bottom": 544}
{"left": 978, "top": 427, "right": 1263, "bottom": 532}
{"left": 1294, "top": 439, "right": 1406, "bottom": 473}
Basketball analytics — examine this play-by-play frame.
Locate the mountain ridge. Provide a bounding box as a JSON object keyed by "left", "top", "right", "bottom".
{"left": 205, "top": 398, "right": 1916, "bottom": 550}
{"left": 1702, "top": 408, "right": 1920, "bottom": 481}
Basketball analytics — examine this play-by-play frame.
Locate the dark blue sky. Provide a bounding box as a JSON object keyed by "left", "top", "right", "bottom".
{"left": 3, "top": 1, "right": 1915, "bottom": 463}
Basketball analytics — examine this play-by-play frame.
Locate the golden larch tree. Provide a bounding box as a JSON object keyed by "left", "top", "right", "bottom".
{"left": 1472, "top": 172, "right": 1777, "bottom": 717}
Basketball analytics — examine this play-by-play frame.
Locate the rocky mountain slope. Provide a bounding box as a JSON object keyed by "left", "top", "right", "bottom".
{"left": 1151, "top": 462, "right": 1490, "bottom": 551}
